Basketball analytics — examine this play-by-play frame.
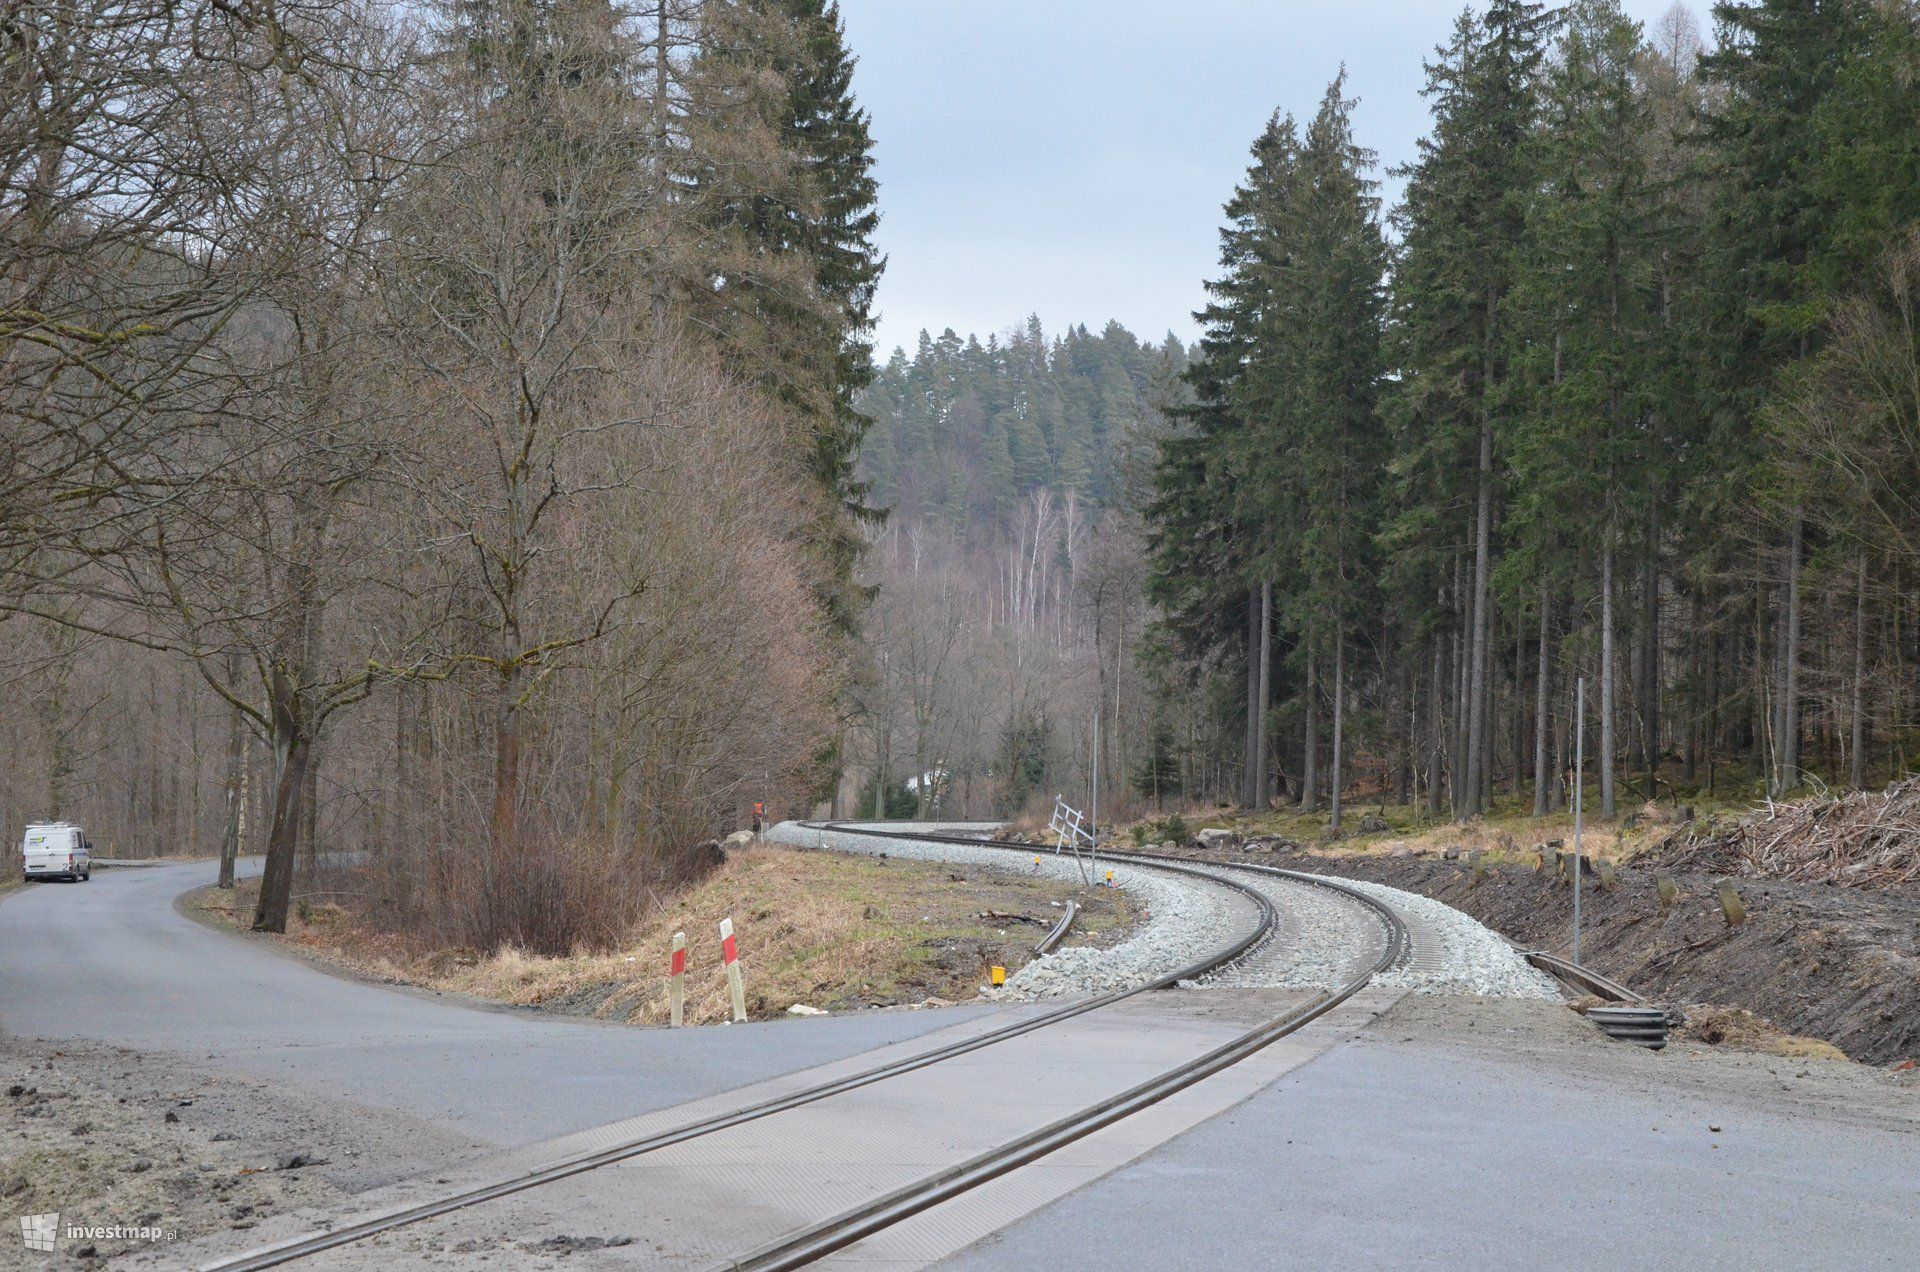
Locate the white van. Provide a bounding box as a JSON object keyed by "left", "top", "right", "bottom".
{"left": 21, "top": 822, "right": 90, "bottom": 882}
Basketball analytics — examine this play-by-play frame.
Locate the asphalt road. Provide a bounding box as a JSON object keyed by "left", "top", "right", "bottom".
{"left": 939, "top": 1008, "right": 1920, "bottom": 1271}
{"left": 0, "top": 861, "right": 1012, "bottom": 1148}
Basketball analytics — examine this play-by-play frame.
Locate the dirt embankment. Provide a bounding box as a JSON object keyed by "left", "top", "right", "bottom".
{"left": 1261, "top": 847, "right": 1920, "bottom": 1066}
{"left": 0, "top": 1034, "right": 479, "bottom": 1271}
{"left": 188, "top": 844, "right": 1135, "bottom": 1026}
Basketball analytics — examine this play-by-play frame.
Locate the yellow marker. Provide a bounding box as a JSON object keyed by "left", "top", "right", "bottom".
{"left": 1105, "top": 870, "right": 1115, "bottom": 887}
{"left": 990, "top": 965, "right": 1007, "bottom": 986}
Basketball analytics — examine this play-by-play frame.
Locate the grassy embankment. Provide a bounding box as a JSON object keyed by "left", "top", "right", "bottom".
{"left": 1108, "top": 785, "right": 1760, "bottom": 868}
{"left": 189, "top": 844, "right": 1134, "bottom": 1025}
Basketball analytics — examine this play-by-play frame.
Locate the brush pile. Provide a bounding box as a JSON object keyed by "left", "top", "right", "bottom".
{"left": 1653, "top": 779, "right": 1920, "bottom": 894}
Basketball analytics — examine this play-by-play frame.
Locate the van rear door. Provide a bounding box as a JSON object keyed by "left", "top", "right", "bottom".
{"left": 22, "top": 828, "right": 59, "bottom": 875}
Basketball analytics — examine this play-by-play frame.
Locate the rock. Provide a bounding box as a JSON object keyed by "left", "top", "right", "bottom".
{"left": 723, "top": 830, "right": 756, "bottom": 848}
{"left": 1390, "top": 847, "right": 1413, "bottom": 859}
{"left": 785, "top": 1003, "right": 827, "bottom": 1017}
{"left": 1442, "top": 846, "right": 1461, "bottom": 860}
{"left": 1358, "top": 814, "right": 1392, "bottom": 834}
{"left": 1195, "top": 828, "right": 1238, "bottom": 848}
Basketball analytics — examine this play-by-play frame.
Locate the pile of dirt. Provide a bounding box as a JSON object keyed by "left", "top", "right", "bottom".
{"left": 1246, "top": 846, "right": 1920, "bottom": 1066}
{"left": 1650, "top": 780, "right": 1920, "bottom": 893}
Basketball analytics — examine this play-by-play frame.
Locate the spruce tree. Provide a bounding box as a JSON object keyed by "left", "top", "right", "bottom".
{"left": 685, "top": 0, "right": 885, "bottom": 632}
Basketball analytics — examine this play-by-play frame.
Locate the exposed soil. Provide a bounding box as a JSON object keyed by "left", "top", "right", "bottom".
{"left": 0, "top": 1034, "right": 478, "bottom": 1271}
{"left": 185, "top": 844, "right": 1137, "bottom": 1027}
{"left": 1235, "top": 845, "right": 1920, "bottom": 1066}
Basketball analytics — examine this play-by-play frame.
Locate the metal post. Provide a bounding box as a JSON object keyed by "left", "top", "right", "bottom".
{"left": 1091, "top": 708, "right": 1100, "bottom": 856}
{"left": 1573, "top": 675, "right": 1585, "bottom": 966}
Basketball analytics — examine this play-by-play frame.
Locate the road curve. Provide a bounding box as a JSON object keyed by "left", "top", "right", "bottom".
{"left": 0, "top": 861, "right": 1025, "bottom": 1148}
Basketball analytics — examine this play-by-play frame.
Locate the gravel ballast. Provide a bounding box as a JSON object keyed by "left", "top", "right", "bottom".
{"left": 1329, "top": 875, "right": 1562, "bottom": 999}
{"left": 771, "top": 824, "right": 1562, "bottom": 1002}
{"left": 766, "top": 822, "right": 1259, "bottom": 999}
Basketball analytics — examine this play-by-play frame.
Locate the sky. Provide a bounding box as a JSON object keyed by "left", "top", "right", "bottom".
{"left": 836, "top": 0, "right": 1702, "bottom": 359}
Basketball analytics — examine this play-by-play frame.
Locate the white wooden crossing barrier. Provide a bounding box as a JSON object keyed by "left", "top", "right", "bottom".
{"left": 721, "top": 917, "right": 747, "bottom": 1023}
{"left": 668, "top": 930, "right": 687, "bottom": 1027}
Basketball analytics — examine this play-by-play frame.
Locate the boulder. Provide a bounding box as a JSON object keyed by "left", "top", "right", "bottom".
{"left": 1194, "top": 828, "right": 1239, "bottom": 849}
{"left": 724, "top": 830, "right": 756, "bottom": 848}
{"left": 691, "top": 839, "right": 728, "bottom": 871}
{"left": 1358, "top": 814, "right": 1392, "bottom": 834}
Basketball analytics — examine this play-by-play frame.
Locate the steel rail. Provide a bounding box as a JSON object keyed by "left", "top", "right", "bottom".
{"left": 200, "top": 826, "right": 1277, "bottom": 1272}
{"left": 1522, "top": 949, "right": 1644, "bottom": 1003}
{"left": 1033, "top": 899, "right": 1078, "bottom": 954}
{"left": 711, "top": 834, "right": 1410, "bottom": 1271}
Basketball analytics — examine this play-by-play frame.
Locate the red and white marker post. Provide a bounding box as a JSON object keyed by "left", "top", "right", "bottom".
{"left": 720, "top": 917, "right": 747, "bottom": 1023}
{"left": 667, "top": 930, "right": 688, "bottom": 1027}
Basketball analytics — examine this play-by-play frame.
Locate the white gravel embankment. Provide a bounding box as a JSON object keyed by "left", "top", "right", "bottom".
{"left": 1330, "top": 876, "right": 1562, "bottom": 999}
{"left": 766, "top": 823, "right": 1562, "bottom": 1001}
{"left": 765, "top": 822, "right": 1253, "bottom": 999}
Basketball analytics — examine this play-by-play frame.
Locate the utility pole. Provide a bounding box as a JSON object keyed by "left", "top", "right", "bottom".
{"left": 1091, "top": 708, "right": 1100, "bottom": 854}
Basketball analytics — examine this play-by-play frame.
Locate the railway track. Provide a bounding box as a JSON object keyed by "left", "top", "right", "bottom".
{"left": 200, "top": 823, "right": 1406, "bottom": 1272}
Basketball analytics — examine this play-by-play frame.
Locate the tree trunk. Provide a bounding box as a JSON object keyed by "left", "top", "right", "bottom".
{"left": 251, "top": 715, "right": 312, "bottom": 934}
{"left": 218, "top": 661, "right": 246, "bottom": 890}
{"left": 1255, "top": 580, "right": 1272, "bottom": 808}
{"left": 299, "top": 738, "right": 320, "bottom": 884}
{"left": 1300, "top": 648, "right": 1318, "bottom": 813}
{"left": 1394, "top": 661, "right": 1413, "bottom": 806}
{"left": 1780, "top": 512, "right": 1804, "bottom": 791}
{"left": 1533, "top": 585, "right": 1551, "bottom": 816}
{"left": 1852, "top": 551, "right": 1868, "bottom": 789}
{"left": 492, "top": 665, "right": 523, "bottom": 852}
{"left": 1601, "top": 540, "right": 1617, "bottom": 820}
{"left": 1243, "top": 588, "right": 1260, "bottom": 809}
{"left": 1426, "top": 631, "right": 1444, "bottom": 819}
{"left": 1330, "top": 634, "right": 1346, "bottom": 833}
{"left": 1464, "top": 420, "right": 1494, "bottom": 819}
{"left": 1641, "top": 502, "right": 1660, "bottom": 799}
{"left": 1511, "top": 617, "right": 1526, "bottom": 799}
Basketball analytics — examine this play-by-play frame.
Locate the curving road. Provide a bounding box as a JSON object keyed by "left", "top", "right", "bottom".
{"left": 0, "top": 860, "right": 1020, "bottom": 1149}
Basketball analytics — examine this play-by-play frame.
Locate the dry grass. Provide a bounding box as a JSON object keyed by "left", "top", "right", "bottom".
{"left": 189, "top": 845, "right": 1134, "bottom": 1026}
{"left": 1116, "top": 796, "right": 1720, "bottom": 868}
{"left": 1675, "top": 1004, "right": 1851, "bottom": 1062}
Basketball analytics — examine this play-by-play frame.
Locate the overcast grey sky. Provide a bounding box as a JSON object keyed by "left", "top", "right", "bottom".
{"left": 837, "top": 0, "right": 1700, "bottom": 358}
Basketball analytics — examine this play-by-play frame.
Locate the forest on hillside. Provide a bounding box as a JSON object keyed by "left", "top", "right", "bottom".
{"left": 845, "top": 320, "right": 1190, "bottom": 819}
{"left": 852, "top": 0, "right": 1920, "bottom": 832}
{"left": 0, "top": 0, "right": 882, "bottom": 950}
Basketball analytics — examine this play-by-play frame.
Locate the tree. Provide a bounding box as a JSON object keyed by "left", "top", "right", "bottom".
{"left": 1387, "top": 1, "right": 1551, "bottom": 818}
{"left": 684, "top": 0, "right": 885, "bottom": 632}
{"left": 1504, "top": 0, "right": 1664, "bottom": 819}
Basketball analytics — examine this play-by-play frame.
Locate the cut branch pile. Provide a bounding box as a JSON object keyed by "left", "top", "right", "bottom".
{"left": 1653, "top": 779, "right": 1920, "bottom": 894}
